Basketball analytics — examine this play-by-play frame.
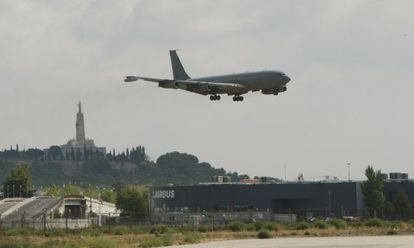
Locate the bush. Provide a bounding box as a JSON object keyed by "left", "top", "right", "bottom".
{"left": 149, "top": 225, "right": 170, "bottom": 235}
{"left": 387, "top": 229, "right": 398, "bottom": 235}
{"left": 314, "top": 220, "right": 329, "bottom": 229}
{"left": 295, "top": 222, "right": 310, "bottom": 230}
{"left": 329, "top": 219, "right": 347, "bottom": 229}
{"left": 113, "top": 226, "right": 130, "bottom": 235}
{"left": 304, "top": 231, "right": 311, "bottom": 236}
{"left": 245, "top": 223, "right": 256, "bottom": 231}
{"left": 228, "top": 221, "right": 245, "bottom": 232}
{"left": 365, "top": 218, "right": 384, "bottom": 227}
{"left": 254, "top": 221, "right": 280, "bottom": 231}
{"left": 257, "top": 229, "right": 272, "bottom": 239}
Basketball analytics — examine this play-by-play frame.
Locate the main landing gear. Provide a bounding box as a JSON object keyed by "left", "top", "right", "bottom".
{"left": 209, "top": 95, "right": 221, "bottom": 101}
{"left": 233, "top": 95, "right": 244, "bottom": 102}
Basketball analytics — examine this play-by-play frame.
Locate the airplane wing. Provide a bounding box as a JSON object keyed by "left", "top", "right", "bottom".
{"left": 124, "top": 76, "right": 247, "bottom": 94}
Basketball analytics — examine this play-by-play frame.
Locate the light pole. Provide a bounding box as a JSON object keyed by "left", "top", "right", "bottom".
{"left": 347, "top": 163, "right": 351, "bottom": 182}
{"left": 328, "top": 191, "right": 331, "bottom": 219}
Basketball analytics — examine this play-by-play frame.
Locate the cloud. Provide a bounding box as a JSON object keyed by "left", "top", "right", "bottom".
{"left": 1, "top": 0, "right": 414, "bottom": 179}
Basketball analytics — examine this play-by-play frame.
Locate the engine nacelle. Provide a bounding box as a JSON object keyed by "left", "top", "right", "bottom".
{"left": 261, "top": 89, "right": 276, "bottom": 95}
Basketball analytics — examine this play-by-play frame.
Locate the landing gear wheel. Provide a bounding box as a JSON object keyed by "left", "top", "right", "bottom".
{"left": 233, "top": 96, "right": 244, "bottom": 102}
{"left": 210, "top": 95, "right": 221, "bottom": 101}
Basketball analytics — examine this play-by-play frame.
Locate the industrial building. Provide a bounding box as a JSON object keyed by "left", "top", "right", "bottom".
{"left": 151, "top": 176, "right": 414, "bottom": 220}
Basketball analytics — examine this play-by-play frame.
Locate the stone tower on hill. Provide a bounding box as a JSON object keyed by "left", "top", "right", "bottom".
{"left": 76, "top": 102, "right": 86, "bottom": 142}
{"left": 44, "top": 102, "right": 106, "bottom": 160}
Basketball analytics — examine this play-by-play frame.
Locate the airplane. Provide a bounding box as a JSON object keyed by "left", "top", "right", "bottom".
{"left": 124, "top": 50, "right": 291, "bottom": 102}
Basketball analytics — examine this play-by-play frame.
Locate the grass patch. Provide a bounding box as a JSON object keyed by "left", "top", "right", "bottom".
{"left": 113, "top": 226, "right": 130, "bottom": 235}
{"left": 0, "top": 240, "right": 37, "bottom": 248}
{"left": 44, "top": 228, "right": 65, "bottom": 237}
{"left": 85, "top": 238, "right": 116, "bottom": 248}
{"left": 5, "top": 228, "right": 32, "bottom": 236}
{"left": 183, "top": 232, "right": 201, "bottom": 244}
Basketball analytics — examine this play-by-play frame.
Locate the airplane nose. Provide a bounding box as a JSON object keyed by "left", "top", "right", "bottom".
{"left": 284, "top": 75, "right": 291, "bottom": 83}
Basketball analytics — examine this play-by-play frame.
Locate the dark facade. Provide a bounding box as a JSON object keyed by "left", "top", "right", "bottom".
{"left": 151, "top": 181, "right": 414, "bottom": 218}
{"left": 151, "top": 182, "right": 364, "bottom": 218}
{"left": 384, "top": 181, "right": 414, "bottom": 204}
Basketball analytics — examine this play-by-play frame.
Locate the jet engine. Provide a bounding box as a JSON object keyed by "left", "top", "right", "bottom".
{"left": 261, "top": 89, "right": 276, "bottom": 95}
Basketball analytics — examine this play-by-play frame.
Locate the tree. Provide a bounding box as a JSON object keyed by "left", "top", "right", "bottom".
{"left": 25, "top": 148, "right": 44, "bottom": 159}
{"left": 2, "top": 163, "right": 32, "bottom": 197}
{"left": 116, "top": 185, "right": 148, "bottom": 219}
{"left": 101, "top": 189, "right": 117, "bottom": 203}
{"left": 383, "top": 201, "right": 395, "bottom": 219}
{"left": 48, "top": 146, "right": 62, "bottom": 160}
{"left": 361, "top": 166, "right": 385, "bottom": 218}
{"left": 63, "top": 183, "right": 81, "bottom": 195}
{"left": 44, "top": 185, "right": 62, "bottom": 197}
{"left": 393, "top": 191, "right": 412, "bottom": 220}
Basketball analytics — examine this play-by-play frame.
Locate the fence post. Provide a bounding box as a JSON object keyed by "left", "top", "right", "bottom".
{"left": 43, "top": 213, "right": 46, "bottom": 233}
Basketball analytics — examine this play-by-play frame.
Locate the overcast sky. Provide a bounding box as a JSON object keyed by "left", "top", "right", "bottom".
{"left": 1, "top": 0, "right": 414, "bottom": 180}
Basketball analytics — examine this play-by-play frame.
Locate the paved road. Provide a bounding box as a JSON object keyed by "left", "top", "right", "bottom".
{"left": 166, "top": 235, "right": 414, "bottom": 248}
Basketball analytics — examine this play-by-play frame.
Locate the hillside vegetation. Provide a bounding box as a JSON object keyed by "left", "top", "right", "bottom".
{"left": 0, "top": 152, "right": 246, "bottom": 186}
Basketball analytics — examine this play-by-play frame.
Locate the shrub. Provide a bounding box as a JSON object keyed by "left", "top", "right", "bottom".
{"left": 366, "top": 218, "right": 384, "bottom": 227}
{"left": 245, "top": 223, "right": 256, "bottom": 231}
{"left": 304, "top": 231, "right": 311, "bottom": 236}
{"left": 149, "top": 225, "right": 170, "bottom": 235}
{"left": 387, "top": 229, "right": 398, "bottom": 235}
{"left": 314, "top": 220, "right": 329, "bottom": 229}
{"left": 295, "top": 222, "right": 310, "bottom": 230}
{"left": 329, "top": 219, "right": 347, "bottom": 229}
{"left": 113, "top": 226, "right": 129, "bottom": 235}
{"left": 257, "top": 229, "right": 272, "bottom": 239}
{"left": 228, "top": 221, "right": 245, "bottom": 232}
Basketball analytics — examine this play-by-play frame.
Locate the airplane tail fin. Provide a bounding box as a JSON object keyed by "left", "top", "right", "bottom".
{"left": 170, "top": 50, "right": 190, "bottom": 80}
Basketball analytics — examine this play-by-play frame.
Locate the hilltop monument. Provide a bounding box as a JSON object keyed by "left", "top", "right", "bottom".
{"left": 76, "top": 102, "right": 86, "bottom": 142}
{"left": 58, "top": 102, "right": 106, "bottom": 160}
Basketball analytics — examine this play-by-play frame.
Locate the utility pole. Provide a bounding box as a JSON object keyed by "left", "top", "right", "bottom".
{"left": 347, "top": 163, "right": 351, "bottom": 182}
{"left": 284, "top": 164, "right": 287, "bottom": 182}
{"left": 328, "top": 191, "right": 331, "bottom": 219}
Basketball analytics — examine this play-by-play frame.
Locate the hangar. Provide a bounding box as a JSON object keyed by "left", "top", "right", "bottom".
{"left": 151, "top": 180, "right": 414, "bottom": 219}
